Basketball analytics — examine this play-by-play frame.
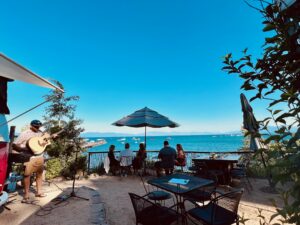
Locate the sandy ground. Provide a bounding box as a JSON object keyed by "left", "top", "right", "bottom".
{"left": 0, "top": 174, "right": 292, "bottom": 225}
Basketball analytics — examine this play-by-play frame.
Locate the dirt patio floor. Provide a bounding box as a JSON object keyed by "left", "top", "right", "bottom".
{"left": 0, "top": 175, "right": 292, "bottom": 225}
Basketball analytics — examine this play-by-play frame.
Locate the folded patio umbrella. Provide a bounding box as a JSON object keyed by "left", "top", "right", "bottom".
{"left": 240, "top": 93, "right": 267, "bottom": 152}
{"left": 112, "top": 107, "right": 179, "bottom": 147}
{"left": 240, "top": 93, "right": 275, "bottom": 188}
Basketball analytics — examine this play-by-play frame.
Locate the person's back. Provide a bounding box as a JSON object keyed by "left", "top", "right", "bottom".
{"left": 159, "top": 145, "right": 177, "bottom": 169}
{"left": 120, "top": 143, "right": 134, "bottom": 175}
{"left": 155, "top": 141, "right": 177, "bottom": 176}
{"left": 120, "top": 149, "right": 134, "bottom": 158}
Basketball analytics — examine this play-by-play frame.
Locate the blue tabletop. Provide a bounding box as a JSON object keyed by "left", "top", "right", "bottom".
{"left": 148, "top": 173, "right": 214, "bottom": 195}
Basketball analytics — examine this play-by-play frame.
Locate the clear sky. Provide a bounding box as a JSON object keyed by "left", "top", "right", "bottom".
{"left": 1, "top": 0, "right": 270, "bottom": 134}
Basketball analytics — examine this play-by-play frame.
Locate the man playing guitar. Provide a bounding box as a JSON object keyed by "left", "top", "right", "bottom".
{"left": 13, "top": 120, "right": 46, "bottom": 203}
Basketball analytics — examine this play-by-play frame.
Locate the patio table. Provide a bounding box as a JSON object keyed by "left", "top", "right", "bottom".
{"left": 148, "top": 173, "right": 214, "bottom": 224}
{"left": 193, "top": 154, "right": 241, "bottom": 184}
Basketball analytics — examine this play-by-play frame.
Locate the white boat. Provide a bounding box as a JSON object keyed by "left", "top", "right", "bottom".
{"left": 117, "top": 138, "right": 126, "bottom": 141}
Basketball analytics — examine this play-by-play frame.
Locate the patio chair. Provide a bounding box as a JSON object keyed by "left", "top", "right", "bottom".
{"left": 192, "top": 160, "right": 225, "bottom": 184}
{"left": 139, "top": 173, "right": 173, "bottom": 204}
{"left": 129, "top": 192, "right": 181, "bottom": 225}
{"left": 182, "top": 183, "right": 216, "bottom": 206}
{"left": 231, "top": 158, "right": 253, "bottom": 192}
{"left": 120, "top": 156, "right": 133, "bottom": 176}
{"left": 184, "top": 188, "right": 244, "bottom": 225}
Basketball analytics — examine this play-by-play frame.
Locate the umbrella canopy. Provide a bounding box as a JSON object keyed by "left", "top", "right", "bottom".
{"left": 112, "top": 107, "right": 179, "bottom": 147}
{"left": 240, "top": 93, "right": 259, "bottom": 133}
{"left": 112, "top": 107, "right": 179, "bottom": 128}
{"left": 240, "top": 93, "right": 267, "bottom": 152}
{"left": 240, "top": 93, "right": 275, "bottom": 189}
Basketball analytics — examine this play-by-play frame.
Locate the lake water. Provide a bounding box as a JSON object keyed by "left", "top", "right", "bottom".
{"left": 87, "top": 134, "right": 244, "bottom": 153}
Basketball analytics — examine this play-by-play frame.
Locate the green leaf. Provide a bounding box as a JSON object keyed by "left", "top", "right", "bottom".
{"left": 269, "top": 99, "right": 283, "bottom": 107}
{"left": 273, "top": 110, "right": 282, "bottom": 115}
{"left": 242, "top": 48, "right": 248, "bottom": 54}
{"left": 263, "top": 23, "right": 276, "bottom": 32}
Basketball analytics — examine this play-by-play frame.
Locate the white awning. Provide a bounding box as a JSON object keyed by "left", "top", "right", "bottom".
{"left": 0, "top": 53, "right": 64, "bottom": 93}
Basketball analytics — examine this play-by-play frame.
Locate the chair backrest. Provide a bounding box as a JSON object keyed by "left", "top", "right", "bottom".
{"left": 192, "top": 160, "right": 209, "bottom": 176}
{"left": 138, "top": 173, "right": 149, "bottom": 194}
{"left": 120, "top": 156, "right": 133, "bottom": 166}
{"left": 128, "top": 193, "right": 160, "bottom": 223}
{"left": 104, "top": 156, "right": 110, "bottom": 174}
{"left": 212, "top": 189, "right": 244, "bottom": 223}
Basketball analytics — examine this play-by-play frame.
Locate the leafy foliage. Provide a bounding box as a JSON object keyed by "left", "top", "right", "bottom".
{"left": 222, "top": 0, "right": 300, "bottom": 223}
{"left": 43, "top": 81, "right": 86, "bottom": 178}
{"left": 45, "top": 158, "right": 62, "bottom": 180}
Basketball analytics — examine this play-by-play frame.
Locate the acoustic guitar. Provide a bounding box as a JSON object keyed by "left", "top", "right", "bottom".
{"left": 27, "top": 129, "right": 64, "bottom": 155}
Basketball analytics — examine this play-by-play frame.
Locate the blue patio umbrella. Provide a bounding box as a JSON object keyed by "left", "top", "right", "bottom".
{"left": 112, "top": 107, "right": 179, "bottom": 147}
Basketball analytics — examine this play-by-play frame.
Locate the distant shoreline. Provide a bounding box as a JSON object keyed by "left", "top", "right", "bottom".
{"left": 81, "top": 133, "right": 243, "bottom": 138}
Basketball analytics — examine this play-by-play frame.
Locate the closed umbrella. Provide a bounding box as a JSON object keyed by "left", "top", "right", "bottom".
{"left": 112, "top": 107, "right": 179, "bottom": 147}
{"left": 240, "top": 93, "right": 273, "bottom": 187}
{"left": 240, "top": 93, "right": 267, "bottom": 152}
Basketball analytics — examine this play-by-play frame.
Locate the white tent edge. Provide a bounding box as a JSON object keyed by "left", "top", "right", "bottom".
{"left": 0, "top": 53, "right": 64, "bottom": 93}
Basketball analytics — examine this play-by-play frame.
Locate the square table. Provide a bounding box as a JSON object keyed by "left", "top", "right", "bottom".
{"left": 148, "top": 173, "right": 214, "bottom": 195}
{"left": 148, "top": 173, "right": 214, "bottom": 224}
{"left": 193, "top": 154, "right": 241, "bottom": 184}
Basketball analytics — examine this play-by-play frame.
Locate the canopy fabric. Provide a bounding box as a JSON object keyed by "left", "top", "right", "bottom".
{"left": 250, "top": 136, "right": 268, "bottom": 151}
{"left": 240, "top": 93, "right": 259, "bottom": 133}
{"left": 240, "top": 93, "right": 267, "bottom": 152}
{"left": 112, "top": 107, "right": 179, "bottom": 128}
{"left": 0, "top": 53, "right": 64, "bottom": 92}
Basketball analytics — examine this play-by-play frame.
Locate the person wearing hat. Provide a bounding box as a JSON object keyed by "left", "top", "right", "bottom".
{"left": 13, "top": 120, "right": 46, "bottom": 203}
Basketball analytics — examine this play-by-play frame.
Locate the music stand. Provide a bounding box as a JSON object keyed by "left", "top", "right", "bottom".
{"left": 55, "top": 143, "right": 89, "bottom": 205}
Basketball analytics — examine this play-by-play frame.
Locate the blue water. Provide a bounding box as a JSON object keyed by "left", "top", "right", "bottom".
{"left": 87, "top": 135, "right": 244, "bottom": 153}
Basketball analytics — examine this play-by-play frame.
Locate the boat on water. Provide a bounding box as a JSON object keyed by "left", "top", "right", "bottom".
{"left": 117, "top": 138, "right": 126, "bottom": 141}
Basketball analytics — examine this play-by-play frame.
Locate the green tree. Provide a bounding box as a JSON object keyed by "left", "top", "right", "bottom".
{"left": 43, "top": 81, "right": 85, "bottom": 178}
{"left": 222, "top": 1, "right": 300, "bottom": 223}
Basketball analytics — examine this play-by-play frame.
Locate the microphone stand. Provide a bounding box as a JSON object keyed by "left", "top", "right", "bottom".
{"left": 55, "top": 142, "right": 89, "bottom": 205}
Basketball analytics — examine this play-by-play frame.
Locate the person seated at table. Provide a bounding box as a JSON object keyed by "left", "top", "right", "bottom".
{"left": 155, "top": 141, "right": 177, "bottom": 177}
{"left": 175, "top": 144, "right": 186, "bottom": 167}
{"left": 132, "top": 143, "right": 147, "bottom": 173}
{"left": 108, "top": 145, "right": 120, "bottom": 175}
{"left": 120, "top": 143, "right": 134, "bottom": 177}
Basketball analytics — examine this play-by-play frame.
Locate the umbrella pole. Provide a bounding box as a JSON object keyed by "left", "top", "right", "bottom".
{"left": 260, "top": 151, "right": 275, "bottom": 189}
{"left": 144, "top": 126, "right": 147, "bottom": 148}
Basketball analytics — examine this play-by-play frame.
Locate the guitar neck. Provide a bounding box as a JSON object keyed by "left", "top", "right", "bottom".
{"left": 43, "top": 129, "right": 65, "bottom": 140}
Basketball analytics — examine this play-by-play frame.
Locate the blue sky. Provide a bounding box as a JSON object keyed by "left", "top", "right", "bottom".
{"left": 1, "top": 0, "right": 270, "bottom": 134}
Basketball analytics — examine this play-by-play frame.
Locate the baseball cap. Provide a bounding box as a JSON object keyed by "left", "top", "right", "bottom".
{"left": 30, "top": 120, "right": 43, "bottom": 127}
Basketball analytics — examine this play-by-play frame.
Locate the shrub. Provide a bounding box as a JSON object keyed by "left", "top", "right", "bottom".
{"left": 45, "top": 158, "right": 63, "bottom": 180}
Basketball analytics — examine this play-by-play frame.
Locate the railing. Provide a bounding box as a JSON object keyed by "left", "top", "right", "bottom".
{"left": 87, "top": 150, "right": 253, "bottom": 174}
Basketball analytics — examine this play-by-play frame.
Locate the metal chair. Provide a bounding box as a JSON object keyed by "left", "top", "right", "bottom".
{"left": 138, "top": 173, "right": 173, "bottom": 204}
{"left": 129, "top": 192, "right": 181, "bottom": 225}
{"left": 192, "top": 160, "right": 225, "bottom": 184}
{"left": 182, "top": 184, "right": 216, "bottom": 206}
{"left": 184, "top": 189, "right": 244, "bottom": 225}
{"left": 120, "top": 156, "right": 133, "bottom": 176}
{"left": 231, "top": 158, "right": 253, "bottom": 192}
